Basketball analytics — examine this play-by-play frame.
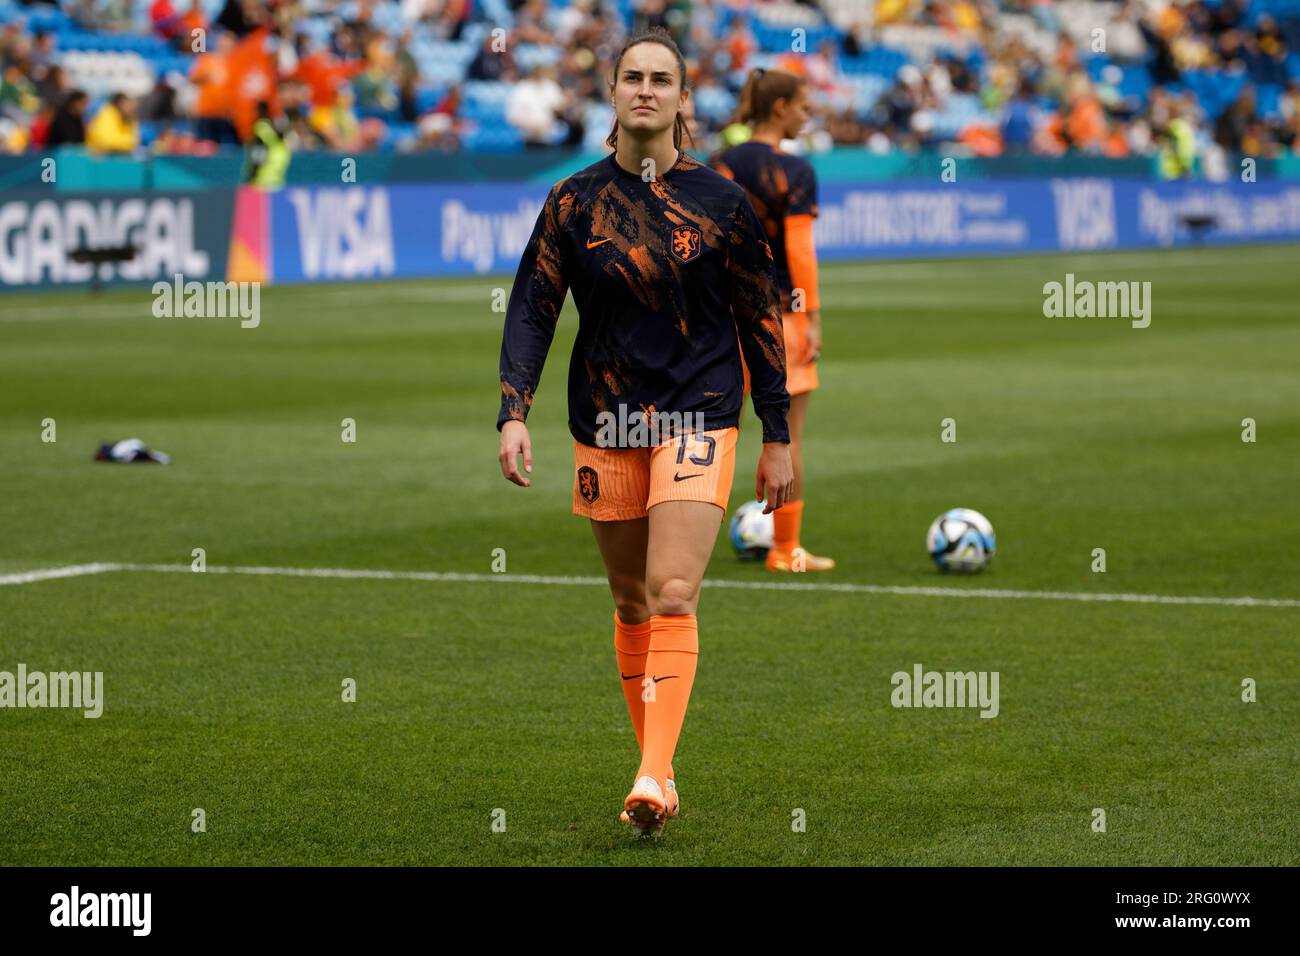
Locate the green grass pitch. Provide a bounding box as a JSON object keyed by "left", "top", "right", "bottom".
{"left": 0, "top": 245, "right": 1296, "bottom": 866}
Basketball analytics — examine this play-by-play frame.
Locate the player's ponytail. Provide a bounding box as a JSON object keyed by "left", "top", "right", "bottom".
{"left": 606, "top": 28, "right": 696, "bottom": 152}
{"left": 733, "top": 66, "right": 805, "bottom": 127}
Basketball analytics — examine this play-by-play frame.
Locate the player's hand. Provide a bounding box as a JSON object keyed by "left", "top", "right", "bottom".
{"left": 755, "top": 441, "right": 793, "bottom": 514}
{"left": 499, "top": 420, "right": 533, "bottom": 487}
{"left": 806, "top": 310, "right": 822, "bottom": 363}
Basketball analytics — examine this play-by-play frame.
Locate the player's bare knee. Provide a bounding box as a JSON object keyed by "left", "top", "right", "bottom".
{"left": 611, "top": 580, "right": 647, "bottom": 624}
{"left": 648, "top": 577, "right": 697, "bottom": 616}
{"left": 609, "top": 577, "right": 648, "bottom": 624}
{"left": 614, "top": 598, "right": 650, "bottom": 625}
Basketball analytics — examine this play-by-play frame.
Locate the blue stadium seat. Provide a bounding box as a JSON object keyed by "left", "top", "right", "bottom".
{"left": 514, "top": 43, "right": 563, "bottom": 73}
{"left": 1256, "top": 82, "right": 1283, "bottom": 118}
{"left": 23, "top": 5, "right": 71, "bottom": 32}
{"left": 930, "top": 92, "right": 984, "bottom": 139}
{"left": 582, "top": 102, "right": 614, "bottom": 150}
{"left": 462, "top": 98, "right": 506, "bottom": 124}
{"left": 692, "top": 85, "right": 737, "bottom": 124}
{"left": 848, "top": 75, "right": 888, "bottom": 118}
{"left": 464, "top": 124, "right": 523, "bottom": 153}
{"left": 415, "top": 87, "right": 446, "bottom": 114}
{"left": 383, "top": 121, "right": 418, "bottom": 150}
{"left": 1181, "top": 69, "right": 1248, "bottom": 118}
{"left": 478, "top": 0, "right": 515, "bottom": 26}
{"left": 463, "top": 80, "right": 510, "bottom": 108}
{"left": 841, "top": 48, "right": 909, "bottom": 78}
{"left": 1084, "top": 56, "right": 1110, "bottom": 82}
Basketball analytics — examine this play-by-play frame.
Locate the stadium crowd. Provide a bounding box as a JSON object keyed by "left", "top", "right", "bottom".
{"left": 0, "top": 0, "right": 1298, "bottom": 175}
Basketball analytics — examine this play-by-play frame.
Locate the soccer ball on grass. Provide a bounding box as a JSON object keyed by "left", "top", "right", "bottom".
{"left": 728, "top": 500, "right": 773, "bottom": 561}
{"left": 926, "top": 508, "right": 995, "bottom": 573}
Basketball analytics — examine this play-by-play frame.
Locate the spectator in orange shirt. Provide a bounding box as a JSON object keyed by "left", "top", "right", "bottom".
{"left": 724, "top": 17, "right": 754, "bottom": 74}
{"left": 293, "top": 43, "right": 365, "bottom": 110}
{"left": 1063, "top": 77, "right": 1106, "bottom": 152}
{"left": 1033, "top": 112, "right": 1068, "bottom": 156}
{"left": 177, "top": 1, "right": 208, "bottom": 51}
{"left": 190, "top": 31, "right": 237, "bottom": 144}
{"left": 1101, "top": 123, "right": 1131, "bottom": 158}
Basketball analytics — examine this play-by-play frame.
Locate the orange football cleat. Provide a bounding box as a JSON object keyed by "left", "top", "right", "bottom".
{"left": 765, "top": 546, "right": 835, "bottom": 572}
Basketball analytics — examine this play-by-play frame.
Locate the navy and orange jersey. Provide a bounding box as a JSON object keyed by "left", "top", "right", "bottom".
{"left": 711, "top": 141, "right": 819, "bottom": 312}
{"left": 496, "top": 150, "right": 790, "bottom": 446}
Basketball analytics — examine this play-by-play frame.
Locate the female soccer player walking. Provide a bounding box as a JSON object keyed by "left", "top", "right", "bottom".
{"left": 714, "top": 68, "right": 834, "bottom": 572}
{"left": 496, "top": 30, "right": 793, "bottom": 835}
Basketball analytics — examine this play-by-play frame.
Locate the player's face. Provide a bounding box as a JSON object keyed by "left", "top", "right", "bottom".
{"left": 612, "top": 43, "right": 686, "bottom": 143}
{"left": 781, "top": 85, "right": 811, "bottom": 139}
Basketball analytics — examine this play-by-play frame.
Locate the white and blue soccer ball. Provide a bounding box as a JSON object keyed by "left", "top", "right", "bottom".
{"left": 729, "top": 500, "right": 773, "bottom": 560}
{"left": 926, "top": 508, "right": 996, "bottom": 573}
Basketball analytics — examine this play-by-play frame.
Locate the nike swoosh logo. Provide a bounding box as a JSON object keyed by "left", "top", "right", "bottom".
{"left": 652, "top": 676, "right": 679, "bottom": 683}
{"left": 673, "top": 473, "right": 703, "bottom": 482}
{"left": 621, "top": 673, "right": 644, "bottom": 681}
{"left": 587, "top": 237, "right": 614, "bottom": 249}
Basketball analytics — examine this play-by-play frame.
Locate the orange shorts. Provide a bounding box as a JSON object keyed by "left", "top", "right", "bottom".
{"left": 742, "top": 309, "right": 819, "bottom": 397}
{"left": 573, "top": 427, "right": 739, "bottom": 522}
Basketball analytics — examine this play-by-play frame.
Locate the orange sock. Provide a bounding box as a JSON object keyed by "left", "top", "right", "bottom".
{"left": 636, "top": 614, "right": 698, "bottom": 792}
{"left": 773, "top": 498, "right": 804, "bottom": 553}
{"left": 614, "top": 612, "right": 673, "bottom": 780}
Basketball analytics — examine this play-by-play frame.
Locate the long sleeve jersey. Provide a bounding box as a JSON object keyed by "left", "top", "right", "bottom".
{"left": 496, "top": 149, "right": 790, "bottom": 446}
{"left": 712, "top": 140, "right": 820, "bottom": 314}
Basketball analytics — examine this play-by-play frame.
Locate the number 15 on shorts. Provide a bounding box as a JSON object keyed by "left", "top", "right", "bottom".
{"left": 676, "top": 432, "right": 715, "bottom": 467}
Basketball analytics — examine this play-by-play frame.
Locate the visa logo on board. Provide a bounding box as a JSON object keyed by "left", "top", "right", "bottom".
{"left": 1050, "top": 178, "right": 1117, "bottom": 251}
{"left": 286, "top": 187, "right": 395, "bottom": 280}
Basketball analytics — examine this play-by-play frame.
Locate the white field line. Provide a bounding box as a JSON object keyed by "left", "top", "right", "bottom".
{"left": 7, "top": 249, "right": 1292, "bottom": 322}
{"left": 0, "top": 563, "right": 121, "bottom": 586}
{"left": 2, "top": 562, "right": 1298, "bottom": 609}
{"left": 0, "top": 283, "right": 496, "bottom": 322}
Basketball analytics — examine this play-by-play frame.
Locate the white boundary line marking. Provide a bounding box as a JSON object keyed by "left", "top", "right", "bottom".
{"left": 0, "top": 563, "right": 121, "bottom": 586}
{"left": 2, "top": 562, "right": 1298, "bottom": 608}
